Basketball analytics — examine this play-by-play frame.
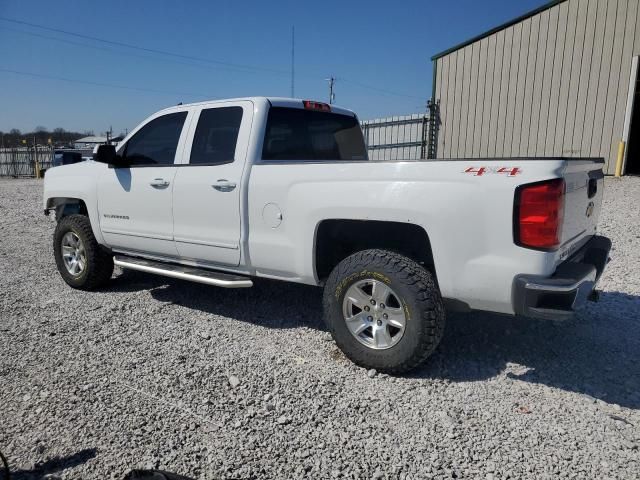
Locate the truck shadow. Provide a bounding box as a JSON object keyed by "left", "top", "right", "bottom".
{"left": 106, "top": 272, "right": 640, "bottom": 409}
{"left": 411, "top": 291, "right": 640, "bottom": 409}
{"left": 108, "top": 270, "right": 326, "bottom": 331}
{"left": 6, "top": 447, "right": 97, "bottom": 480}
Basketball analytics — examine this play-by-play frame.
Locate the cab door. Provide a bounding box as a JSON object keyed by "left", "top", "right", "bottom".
{"left": 97, "top": 110, "right": 191, "bottom": 257}
{"left": 172, "top": 101, "right": 253, "bottom": 266}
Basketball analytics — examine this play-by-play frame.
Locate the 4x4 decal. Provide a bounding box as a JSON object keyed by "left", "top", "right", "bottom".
{"left": 464, "top": 166, "right": 522, "bottom": 177}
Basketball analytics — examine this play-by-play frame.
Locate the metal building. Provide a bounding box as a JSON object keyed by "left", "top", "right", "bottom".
{"left": 431, "top": 0, "right": 640, "bottom": 175}
{"left": 73, "top": 136, "right": 108, "bottom": 150}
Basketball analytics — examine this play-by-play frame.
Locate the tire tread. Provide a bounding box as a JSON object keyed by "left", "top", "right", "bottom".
{"left": 53, "top": 214, "right": 113, "bottom": 290}
{"left": 323, "top": 249, "right": 445, "bottom": 374}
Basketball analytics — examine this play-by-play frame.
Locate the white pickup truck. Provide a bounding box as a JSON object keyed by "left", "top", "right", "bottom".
{"left": 44, "top": 97, "right": 611, "bottom": 373}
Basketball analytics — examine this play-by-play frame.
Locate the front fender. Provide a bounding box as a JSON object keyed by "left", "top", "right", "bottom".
{"left": 43, "top": 161, "right": 106, "bottom": 246}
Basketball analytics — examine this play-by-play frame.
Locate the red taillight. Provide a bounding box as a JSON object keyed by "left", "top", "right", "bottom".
{"left": 515, "top": 179, "right": 565, "bottom": 250}
{"left": 303, "top": 100, "right": 331, "bottom": 112}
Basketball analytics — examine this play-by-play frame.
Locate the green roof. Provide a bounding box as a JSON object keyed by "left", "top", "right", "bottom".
{"left": 431, "top": 0, "right": 568, "bottom": 61}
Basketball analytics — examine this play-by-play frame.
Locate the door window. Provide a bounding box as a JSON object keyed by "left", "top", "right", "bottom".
{"left": 123, "top": 112, "right": 187, "bottom": 166}
{"left": 190, "top": 107, "right": 243, "bottom": 165}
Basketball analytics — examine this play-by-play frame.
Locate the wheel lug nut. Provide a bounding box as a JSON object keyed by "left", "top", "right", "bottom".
{"left": 380, "top": 303, "right": 385, "bottom": 309}
{"left": 367, "top": 316, "right": 373, "bottom": 322}
{"left": 364, "top": 306, "right": 370, "bottom": 312}
{"left": 370, "top": 299, "right": 376, "bottom": 305}
{"left": 376, "top": 320, "right": 382, "bottom": 326}
{"left": 383, "top": 313, "right": 388, "bottom": 319}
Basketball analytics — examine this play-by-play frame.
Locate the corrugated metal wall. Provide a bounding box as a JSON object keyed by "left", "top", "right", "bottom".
{"left": 361, "top": 114, "right": 428, "bottom": 160}
{"left": 434, "top": 0, "right": 640, "bottom": 174}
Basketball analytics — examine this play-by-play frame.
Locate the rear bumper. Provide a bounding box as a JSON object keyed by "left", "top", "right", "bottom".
{"left": 513, "top": 235, "right": 611, "bottom": 320}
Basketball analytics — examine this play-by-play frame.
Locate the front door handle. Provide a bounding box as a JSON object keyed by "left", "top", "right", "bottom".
{"left": 150, "top": 178, "right": 170, "bottom": 188}
{"left": 212, "top": 179, "right": 237, "bottom": 192}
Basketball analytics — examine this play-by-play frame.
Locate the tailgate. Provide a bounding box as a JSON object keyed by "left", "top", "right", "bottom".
{"left": 559, "top": 159, "right": 605, "bottom": 261}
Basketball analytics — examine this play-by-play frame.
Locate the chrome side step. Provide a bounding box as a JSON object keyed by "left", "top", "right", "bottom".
{"left": 113, "top": 255, "right": 253, "bottom": 288}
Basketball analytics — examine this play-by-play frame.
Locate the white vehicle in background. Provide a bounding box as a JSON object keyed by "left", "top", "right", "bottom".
{"left": 43, "top": 97, "right": 611, "bottom": 373}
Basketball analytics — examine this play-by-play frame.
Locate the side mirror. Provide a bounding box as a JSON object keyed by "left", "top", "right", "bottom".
{"left": 95, "top": 144, "right": 128, "bottom": 167}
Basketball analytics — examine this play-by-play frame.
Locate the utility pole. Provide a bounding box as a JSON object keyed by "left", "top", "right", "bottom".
{"left": 290, "top": 26, "right": 295, "bottom": 98}
{"left": 327, "top": 77, "right": 335, "bottom": 104}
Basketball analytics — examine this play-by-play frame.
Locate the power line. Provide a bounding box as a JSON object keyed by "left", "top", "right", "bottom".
{"left": 0, "top": 25, "right": 278, "bottom": 76}
{"left": 0, "top": 67, "right": 215, "bottom": 98}
{"left": 0, "top": 16, "right": 290, "bottom": 77}
{"left": 0, "top": 16, "right": 426, "bottom": 102}
{"left": 339, "top": 78, "right": 424, "bottom": 100}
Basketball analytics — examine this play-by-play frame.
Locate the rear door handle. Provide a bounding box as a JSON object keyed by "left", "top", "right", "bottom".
{"left": 212, "top": 179, "right": 237, "bottom": 192}
{"left": 149, "top": 178, "right": 170, "bottom": 188}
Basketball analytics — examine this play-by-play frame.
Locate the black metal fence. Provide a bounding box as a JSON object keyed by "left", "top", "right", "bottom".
{"left": 0, "top": 147, "right": 55, "bottom": 177}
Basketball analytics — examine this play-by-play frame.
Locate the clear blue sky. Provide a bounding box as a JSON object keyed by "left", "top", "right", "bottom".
{"left": 0, "top": 0, "right": 543, "bottom": 135}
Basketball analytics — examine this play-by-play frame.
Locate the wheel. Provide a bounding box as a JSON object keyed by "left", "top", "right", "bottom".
{"left": 323, "top": 249, "right": 445, "bottom": 374}
{"left": 53, "top": 214, "right": 114, "bottom": 290}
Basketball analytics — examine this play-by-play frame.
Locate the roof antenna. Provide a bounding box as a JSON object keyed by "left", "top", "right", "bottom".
{"left": 290, "top": 26, "right": 295, "bottom": 98}
{"left": 177, "top": 102, "right": 183, "bottom": 105}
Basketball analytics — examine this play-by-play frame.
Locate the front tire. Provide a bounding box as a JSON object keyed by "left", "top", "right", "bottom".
{"left": 323, "top": 249, "right": 445, "bottom": 374}
{"left": 53, "top": 214, "right": 114, "bottom": 290}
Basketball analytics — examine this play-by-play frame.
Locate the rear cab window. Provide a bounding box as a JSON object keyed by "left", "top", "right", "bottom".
{"left": 262, "top": 107, "right": 368, "bottom": 161}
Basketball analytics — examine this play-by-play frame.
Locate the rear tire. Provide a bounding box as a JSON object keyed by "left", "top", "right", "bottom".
{"left": 53, "top": 214, "right": 114, "bottom": 290}
{"left": 323, "top": 249, "right": 445, "bottom": 374}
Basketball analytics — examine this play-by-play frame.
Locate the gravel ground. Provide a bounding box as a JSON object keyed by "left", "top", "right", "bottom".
{"left": 0, "top": 177, "right": 639, "bottom": 480}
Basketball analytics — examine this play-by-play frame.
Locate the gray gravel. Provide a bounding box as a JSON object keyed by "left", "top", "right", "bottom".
{"left": 1, "top": 176, "right": 639, "bottom": 479}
